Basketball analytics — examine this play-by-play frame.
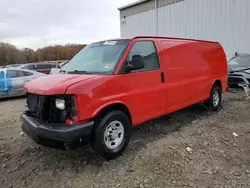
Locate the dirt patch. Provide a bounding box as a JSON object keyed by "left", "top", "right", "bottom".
{"left": 0, "top": 91, "right": 250, "bottom": 188}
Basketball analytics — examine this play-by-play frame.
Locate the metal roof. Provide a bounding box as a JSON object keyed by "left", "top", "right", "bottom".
{"left": 118, "top": 0, "right": 184, "bottom": 17}
{"left": 118, "top": 0, "right": 150, "bottom": 10}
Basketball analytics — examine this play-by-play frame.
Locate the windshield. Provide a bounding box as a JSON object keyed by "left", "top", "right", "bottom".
{"left": 228, "top": 55, "right": 250, "bottom": 67}
{"left": 62, "top": 39, "right": 130, "bottom": 74}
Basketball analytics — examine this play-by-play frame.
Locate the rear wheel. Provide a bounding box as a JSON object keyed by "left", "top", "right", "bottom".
{"left": 204, "top": 85, "right": 222, "bottom": 111}
{"left": 90, "top": 110, "right": 131, "bottom": 160}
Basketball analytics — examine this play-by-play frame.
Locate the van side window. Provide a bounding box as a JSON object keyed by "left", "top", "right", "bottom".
{"left": 127, "top": 41, "right": 159, "bottom": 72}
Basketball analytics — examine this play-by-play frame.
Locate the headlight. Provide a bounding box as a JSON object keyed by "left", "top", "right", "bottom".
{"left": 244, "top": 70, "right": 250, "bottom": 74}
{"left": 55, "top": 98, "right": 65, "bottom": 110}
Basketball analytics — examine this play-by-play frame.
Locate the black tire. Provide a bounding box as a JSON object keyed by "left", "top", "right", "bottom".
{"left": 90, "top": 110, "right": 131, "bottom": 160}
{"left": 204, "top": 85, "right": 222, "bottom": 111}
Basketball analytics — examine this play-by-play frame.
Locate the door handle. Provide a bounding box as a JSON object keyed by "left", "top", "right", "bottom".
{"left": 24, "top": 80, "right": 30, "bottom": 83}
{"left": 161, "top": 72, "right": 165, "bottom": 83}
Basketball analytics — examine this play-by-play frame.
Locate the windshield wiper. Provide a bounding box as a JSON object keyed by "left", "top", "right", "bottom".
{"left": 67, "top": 70, "right": 92, "bottom": 74}
{"left": 229, "top": 67, "right": 250, "bottom": 74}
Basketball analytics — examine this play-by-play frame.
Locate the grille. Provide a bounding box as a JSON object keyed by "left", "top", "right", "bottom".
{"left": 228, "top": 77, "right": 246, "bottom": 85}
{"left": 26, "top": 93, "right": 74, "bottom": 124}
{"left": 26, "top": 93, "right": 39, "bottom": 111}
{"left": 231, "top": 74, "right": 243, "bottom": 77}
{"left": 26, "top": 93, "right": 50, "bottom": 121}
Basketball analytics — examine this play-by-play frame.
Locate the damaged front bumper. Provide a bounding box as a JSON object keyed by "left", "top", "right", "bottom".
{"left": 228, "top": 75, "right": 250, "bottom": 98}
{"left": 228, "top": 75, "right": 250, "bottom": 87}
{"left": 21, "top": 112, "right": 94, "bottom": 149}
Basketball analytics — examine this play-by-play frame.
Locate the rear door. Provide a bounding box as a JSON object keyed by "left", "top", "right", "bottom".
{"left": 122, "top": 40, "right": 166, "bottom": 124}
{"left": 7, "top": 70, "right": 26, "bottom": 96}
{"left": 19, "top": 70, "right": 35, "bottom": 83}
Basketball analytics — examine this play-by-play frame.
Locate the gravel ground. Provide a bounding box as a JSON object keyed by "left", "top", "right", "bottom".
{"left": 0, "top": 90, "right": 250, "bottom": 188}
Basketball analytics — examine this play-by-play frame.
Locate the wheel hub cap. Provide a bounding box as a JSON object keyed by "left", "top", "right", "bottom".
{"left": 104, "top": 120, "right": 124, "bottom": 150}
{"left": 213, "top": 91, "right": 219, "bottom": 106}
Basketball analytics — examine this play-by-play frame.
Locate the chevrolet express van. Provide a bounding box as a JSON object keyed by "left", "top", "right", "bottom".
{"left": 21, "top": 36, "right": 228, "bottom": 159}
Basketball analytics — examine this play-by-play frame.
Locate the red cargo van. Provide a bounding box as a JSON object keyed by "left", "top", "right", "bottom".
{"left": 21, "top": 36, "right": 228, "bottom": 159}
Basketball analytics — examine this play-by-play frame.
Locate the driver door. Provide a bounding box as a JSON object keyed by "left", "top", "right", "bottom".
{"left": 123, "top": 40, "right": 166, "bottom": 124}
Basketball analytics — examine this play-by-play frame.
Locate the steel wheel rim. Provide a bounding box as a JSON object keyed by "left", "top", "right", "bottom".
{"left": 213, "top": 91, "right": 220, "bottom": 106}
{"left": 104, "top": 120, "right": 124, "bottom": 150}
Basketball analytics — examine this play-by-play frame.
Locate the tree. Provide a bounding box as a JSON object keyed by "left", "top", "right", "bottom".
{"left": 21, "top": 48, "right": 35, "bottom": 63}
{"left": 0, "top": 42, "right": 86, "bottom": 66}
{"left": 0, "top": 43, "right": 26, "bottom": 66}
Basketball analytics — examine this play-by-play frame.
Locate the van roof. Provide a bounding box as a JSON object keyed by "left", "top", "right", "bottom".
{"left": 133, "top": 36, "right": 219, "bottom": 44}
{"left": 97, "top": 36, "right": 219, "bottom": 44}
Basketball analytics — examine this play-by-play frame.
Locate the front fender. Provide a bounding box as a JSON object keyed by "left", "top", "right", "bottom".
{"left": 92, "top": 101, "right": 131, "bottom": 118}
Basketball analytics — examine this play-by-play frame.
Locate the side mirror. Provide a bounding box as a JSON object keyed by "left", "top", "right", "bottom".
{"left": 126, "top": 55, "right": 145, "bottom": 71}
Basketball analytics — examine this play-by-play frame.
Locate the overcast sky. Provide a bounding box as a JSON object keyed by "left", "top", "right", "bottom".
{"left": 0, "top": 0, "right": 136, "bottom": 49}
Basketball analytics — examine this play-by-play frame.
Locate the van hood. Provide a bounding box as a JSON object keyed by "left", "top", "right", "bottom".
{"left": 24, "top": 74, "right": 99, "bottom": 95}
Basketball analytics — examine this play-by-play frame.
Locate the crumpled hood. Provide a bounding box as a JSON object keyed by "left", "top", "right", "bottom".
{"left": 24, "top": 74, "right": 99, "bottom": 95}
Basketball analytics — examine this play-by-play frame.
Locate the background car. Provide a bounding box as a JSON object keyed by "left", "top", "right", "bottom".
{"left": 49, "top": 68, "right": 61, "bottom": 74}
{"left": 228, "top": 53, "right": 250, "bottom": 88}
{"left": 19, "top": 62, "right": 58, "bottom": 74}
{"left": 49, "top": 60, "right": 69, "bottom": 74}
{"left": 6, "top": 64, "right": 22, "bottom": 68}
{"left": 59, "top": 60, "right": 69, "bottom": 68}
{"left": 0, "top": 68, "right": 46, "bottom": 99}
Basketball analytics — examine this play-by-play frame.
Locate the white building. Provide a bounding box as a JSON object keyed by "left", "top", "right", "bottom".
{"left": 118, "top": 0, "right": 250, "bottom": 59}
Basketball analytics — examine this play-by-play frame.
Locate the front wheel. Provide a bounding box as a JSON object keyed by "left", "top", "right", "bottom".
{"left": 90, "top": 110, "right": 131, "bottom": 160}
{"left": 204, "top": 85, "right": 222, "bottom": 111}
